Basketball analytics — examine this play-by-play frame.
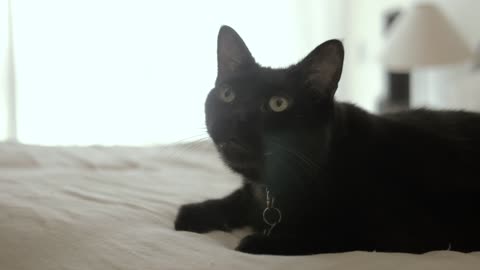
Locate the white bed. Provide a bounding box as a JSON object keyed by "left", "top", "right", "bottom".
{"left": 1, "top": 142, "right": 480, "bottom": 270}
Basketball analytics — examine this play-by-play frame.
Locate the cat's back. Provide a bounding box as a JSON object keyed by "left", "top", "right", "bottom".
{"left": 376, "top": 108, "right": 480, "bottom": 190}
{"left": 382, "top": 108, "right": 480, "bottom": 140}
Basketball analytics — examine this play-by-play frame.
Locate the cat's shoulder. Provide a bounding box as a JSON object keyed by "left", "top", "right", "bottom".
{"left": 336, "top": 102, "right": 480, "bottom": 138}
{"left": 381, "top": 107, "right": 480, "bottom": 124}
{"left": 379, "top": 107, "right": 480, "bottom": 139}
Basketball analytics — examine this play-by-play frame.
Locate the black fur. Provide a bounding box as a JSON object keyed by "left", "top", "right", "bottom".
{"left": 174, "top": 25, "right": 480, "bottom": 255}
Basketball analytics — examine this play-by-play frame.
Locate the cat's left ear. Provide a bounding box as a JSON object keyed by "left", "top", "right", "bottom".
{"left": 299, "top": 39, "right": 344, "bottom": 98}
{"left": 216, "top": 26, "right": 255, "bottom": 82}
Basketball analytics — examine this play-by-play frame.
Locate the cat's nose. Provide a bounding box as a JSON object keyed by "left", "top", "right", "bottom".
{"left": 230, "top": 118, "right": 250, "bottom": 134}
{"left": 232, "top": 109, "right": 249, "bottom": 122}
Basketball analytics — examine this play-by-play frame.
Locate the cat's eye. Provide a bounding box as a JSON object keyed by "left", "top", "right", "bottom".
{"left": 219, "top": 87, "right": 235, "bottom": 103}
{"left": 268, "top": 96, "right": 289, "bottom": 112}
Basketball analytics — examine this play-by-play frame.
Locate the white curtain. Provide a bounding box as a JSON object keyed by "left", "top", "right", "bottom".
{"left": 6, "top": 0, "right": 345, "bottom": 145}
{"left": 1, "top": 0, "right": 10, "bottom": 141}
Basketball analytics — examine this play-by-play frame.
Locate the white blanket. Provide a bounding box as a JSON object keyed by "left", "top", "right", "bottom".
{"left": 1, "top": 142, "right": 479, "bottom": 270}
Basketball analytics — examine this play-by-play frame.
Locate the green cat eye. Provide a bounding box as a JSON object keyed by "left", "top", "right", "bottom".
{"left": 269, "top": 96, "right": 289, "bottom": 112}
{"left": 219, "top": 87, "right": 235, "bottom": 103}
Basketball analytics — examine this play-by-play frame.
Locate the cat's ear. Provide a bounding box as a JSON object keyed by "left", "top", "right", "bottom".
{"left": 299, "top": 39, "right": 344, "bottom": 98}
{"left": 217, "top": 26, "right": 255, "bottom": 81}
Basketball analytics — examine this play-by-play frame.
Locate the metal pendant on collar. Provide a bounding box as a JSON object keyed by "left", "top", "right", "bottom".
{"left": 263, "top": 187, "right": 282, "bottom": 236}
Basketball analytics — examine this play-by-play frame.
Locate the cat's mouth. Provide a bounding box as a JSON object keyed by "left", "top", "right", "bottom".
{"left": 216, "top": 139, "right": 259, "bottom": 169}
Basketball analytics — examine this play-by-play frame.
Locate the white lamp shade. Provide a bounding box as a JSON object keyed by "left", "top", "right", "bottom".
{"left": 383, "top": 4, "right": 472, "bottom": 72}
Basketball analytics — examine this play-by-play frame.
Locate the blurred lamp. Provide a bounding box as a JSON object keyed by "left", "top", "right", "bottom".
{"left": 383, "top": 3, "right": 472, "bottom": 71}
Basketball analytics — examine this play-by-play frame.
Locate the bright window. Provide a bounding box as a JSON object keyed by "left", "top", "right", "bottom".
{"left": 4, "top": 0, "right": 345, "bottom": 145}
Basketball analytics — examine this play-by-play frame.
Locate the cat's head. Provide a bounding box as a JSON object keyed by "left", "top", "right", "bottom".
{"left": 205, "top": 26, "right": 344, "bottom": 180}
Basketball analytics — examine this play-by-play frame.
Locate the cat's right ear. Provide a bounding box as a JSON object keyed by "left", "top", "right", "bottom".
{"left": 216, "top": 26, "right": 255, "bottom": 82}
{"left": 299, "top": 39, "right": 344, "bottom": 99}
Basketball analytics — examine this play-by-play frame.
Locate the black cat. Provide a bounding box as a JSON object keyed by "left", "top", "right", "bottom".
{"left": 174, "top": 25, "right": 480, "bottom": 255}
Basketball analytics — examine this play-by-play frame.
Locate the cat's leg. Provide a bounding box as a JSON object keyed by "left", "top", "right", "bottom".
{"left": 235, "top": 232, "right": 370, "bottom": 255}
{"left": 175, "top": 183, "right": 258, "bottom": 233}
{"left": 235, "top": 233, "right": 322, "bottom": 255}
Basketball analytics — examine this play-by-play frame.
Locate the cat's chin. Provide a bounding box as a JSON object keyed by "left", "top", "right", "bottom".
{"left": 225, "top": 161, "right": 261, "bottom": 180}
{"left": 224, "top": 159, "right": 259, "bottom": 169}
{"left": 220, "top": 153, "right": 261, "bottom": 178}
{"left": 215, "top": 140, "right": 260, "bottom": 167}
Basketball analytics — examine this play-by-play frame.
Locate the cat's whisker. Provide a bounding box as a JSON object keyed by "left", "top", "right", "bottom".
{"left": 265, "top": 141, "right": 320, "bottom": 178}
{"left": 265, "top": 150, "right": 316, "bottom": 184}
{"left": 182, "top": 138, "right": 210, "bottom": 153}
{"left": 268, "top": 139, "right": 328, "bottom": 183}
{"left": 266, "top": 139, "right": 322, "bottom": 171}
{"left": 161, "top": 133, "right": 209, "bottom": 149}
{"left": 168, "top": 140, "right": 209, "bottom": 162}
{"left": 164, "top": 135, "right": 210, "bottom": 160}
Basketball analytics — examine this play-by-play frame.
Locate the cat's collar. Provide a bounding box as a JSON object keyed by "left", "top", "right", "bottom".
{"left": 263, "top": 187, "right": 282, "bottom": 236}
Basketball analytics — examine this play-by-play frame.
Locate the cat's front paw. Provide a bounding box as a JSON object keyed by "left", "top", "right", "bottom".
{"left": 174, "top": 202, "right": 228, "bottom": 233}
{"left": 235, "top": 234, "right": 273, "bottom": 255}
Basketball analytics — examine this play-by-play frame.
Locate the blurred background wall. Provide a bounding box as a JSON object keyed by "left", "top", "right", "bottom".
{"left": 342, "top": 0, "right": 480, "bottom": 112}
